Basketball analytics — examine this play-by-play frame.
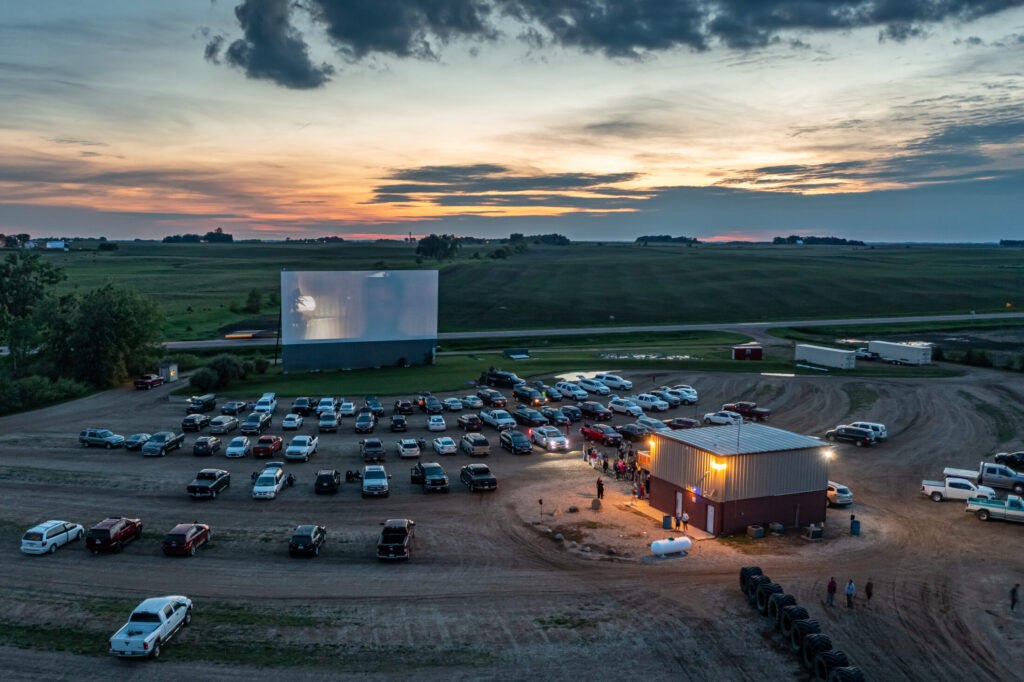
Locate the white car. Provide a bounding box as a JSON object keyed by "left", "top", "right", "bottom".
{"left": 555, "top": 381, "right": 589, "bottom": 401}
{"left": 252, "top": 467, "right": 285, "bottom": 499}
{"left": 285, "top": 435, "right": 318, "bottom": 461}
{"left": 636, "top": 416, "right": 670, "bottom": 432}
{"left": 282, "top": 413, "right": 303, "bottom": 430}
{"left": 827, "top": 481, "right": 853, "bottom": 507}
{"left": 254, "top": 393, "right": 277, "bottom": 414}
{"left": 109, "top": 595, "right": 192, "bottom": 659}
{"left": 668, "top": 385, "right": 699, "bottom": 404}
{"left": 594, "top": 373, "right": 632, "bottom": 391}
{"left": 608, "top": 397, "right": 643, "bottom": 417}
{"left": 850, "top": 421, "right": 887, "bottom": 441}
{"left": 397, "top": 438, "right": 422, "bottom": 458}
{"left": 225, "top": 436, "right": 251, "bottom": 458}
{"left": 338, "top": 401, "right": 356, "bottom": 417}
{"left": 633, "top": 393, "right": 670, "bottom": 411}
{"left": 21, "top": 520, "right": 84, "bottom": 555}
{"left": 480, "top": 409, "right": 516, "bottom": 431}
{"left": 530, "top": 426, "right": 569, "bottom": 450}
{"left": 316, "top": 397, "right": 338, "bottom": 416}
{"left": 443, "top": 398, "right": 463, "bottom": 411}
{"left": 432, "top": 436, "right": 458, "bottom": 455}
{"left": 462, "top": 395, "right": 484, "bottom": 409}
{"left": 427, "top": 415, "right": 446, "bottom": 432}
{"left": 704, "top": 411, "right": 742, "bottom": 425}
{"left": 361, "top": 464, "right": 390, "bottom": 497}
{"left": 577, "top": 378, "right": 611, "bottom": 395}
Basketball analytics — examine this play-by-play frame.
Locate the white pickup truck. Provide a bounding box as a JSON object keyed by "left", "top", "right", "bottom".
{"left": 921, "top": 477, "right": 995, "bottom": 502}
{"left": 109, "top": 595, "right": 192, "bottom": 658}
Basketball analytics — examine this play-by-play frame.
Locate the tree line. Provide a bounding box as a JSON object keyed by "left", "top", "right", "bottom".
{"left": 0, "top": 252, "right": 165, "bottom": 415}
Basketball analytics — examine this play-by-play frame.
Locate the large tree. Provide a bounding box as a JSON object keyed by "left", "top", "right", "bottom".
{"left": 0, "top": 251, "right": 65, "bottom": 333}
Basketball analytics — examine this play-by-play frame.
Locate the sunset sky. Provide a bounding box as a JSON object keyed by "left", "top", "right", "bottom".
{"left": 2, "top": 1, "right": 1024, "bottom": 242}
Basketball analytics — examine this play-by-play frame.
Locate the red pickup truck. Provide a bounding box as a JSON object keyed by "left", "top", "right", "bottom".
{"left": 580, "top": 423, "right": 623, "bottom": 446}
{"left": 722, "top": 402, "right": 772, "bottom": 422}
{"left": 253, "top": 435, "right": 283, "bottom": 458}
{"left": 87, "top": 517, "right": 143, "bottom": 554}
{"left": 134, "top": 374, "right": 164, "bottom": 390}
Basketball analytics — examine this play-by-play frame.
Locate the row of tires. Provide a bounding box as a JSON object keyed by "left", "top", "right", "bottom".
{"left": 739, "top": 566, "right": 865, "bottom": 682}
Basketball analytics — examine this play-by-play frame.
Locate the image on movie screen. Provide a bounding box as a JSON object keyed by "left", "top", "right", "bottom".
{"left": 281, "top": 270, "right": 438, "bottom": 344}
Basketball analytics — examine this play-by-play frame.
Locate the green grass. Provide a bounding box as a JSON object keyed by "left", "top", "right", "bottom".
{"left": 438, "top": 330, "right": 751, "bottom": 352}
{"left": 768, "top": 316, "right": 1024, "bottom": 344}
{"left": 842, "top": 384, "right": 880, "bottom": 415}
{"left": 174, "top": 349, "right": 960, "bottom": 398}
{"left": 535, "top": 615, "right": 597, "bottom": 630}
{"left": 46, "top": 242, "right": 1024, "bottom": 341}
{"left": 956, "top": 391, "right": 1020, "bottom": 443}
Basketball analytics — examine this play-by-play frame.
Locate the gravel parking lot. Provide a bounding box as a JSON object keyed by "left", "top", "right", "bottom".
{"left": 0, "top": 366, "right": 1021, "bottom": 680}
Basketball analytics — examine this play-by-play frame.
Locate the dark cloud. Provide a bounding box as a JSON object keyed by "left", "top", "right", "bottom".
{"left": 209, "top": 1, "right": 1024, "bottom": 86}
{"left": 204, "top": 34, "right": 226, "bottom": 63}
{"left": 50, "top": 137, "right": 107, "bottom": 146}
{"left": 222, "top": 0, "right": 334, "bottom": 89}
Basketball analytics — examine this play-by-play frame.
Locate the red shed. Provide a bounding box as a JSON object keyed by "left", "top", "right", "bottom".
{"left": 732, "top": 344, "right": 763, "bottom": 360}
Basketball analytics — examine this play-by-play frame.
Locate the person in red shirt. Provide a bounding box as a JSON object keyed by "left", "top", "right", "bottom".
{"left": 827, "top": 577, "right": 837, "bottom": 607}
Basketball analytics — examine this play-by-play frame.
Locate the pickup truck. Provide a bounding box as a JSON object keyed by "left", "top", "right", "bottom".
{"left": 977, "top": 462, "right": 1024, "bottom": 495}
{"left": 480, "top": 409, "right": 516, "bottom": 431}
{"left": 87, "top": 517, "right": 144, "bottom": 554}
{"left": 285, "top": 435, "right": 318, "bottom": 462}
{"left": 253, "top": 435, "right": 283, "bottom": 458}
{"left": 134, "top": 374, "right": 164, "bottom": 390}
{"left": 721, "top": 402, "right": 772, "bottom": 422}
{"left": 360, "top": 438, "right": 386, "bottom": 462}
{"left": 966, "top": 495, "right": 1024, "bottom": 523}
{"left": 187, "top": 468, "right": 230, "bottom": 498}
{"left": 109, "top": 595, "right": 192, "bottom": 658}
{"left": 920, "top": 477, "right": 995, "bottom": 502}
{"left": 254, "top": 393, "right": 278, "bottom": 415}
{"left": 142, "top": 431, "right": 185, "bottom": 457}
{"left": 580, "top": 422, "right": 623, "bottom": 446}
{"left": 377, "top": 518, "right": 415, "bottom": 560}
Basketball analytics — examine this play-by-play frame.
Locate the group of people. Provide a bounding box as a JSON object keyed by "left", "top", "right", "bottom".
{"left": 827, "top": 577, "right": 873, "bottom": 608}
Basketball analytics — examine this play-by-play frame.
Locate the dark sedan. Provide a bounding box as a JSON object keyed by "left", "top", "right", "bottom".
{"left": 182, "top": 414, "right": 211, "bottom": 432}
{"left": 664, "top": 417, "right": 701, "bottom": 430}
{"left": 579, "top": 401, "right": 613, "bottom": 421}
{"left": 457, "top": 413, "right": 483, "bottom": 431}
{"left": 476, "top": 388, "right": 507, "bottom": 407}
{"left": 614, "top": 423, "right": 651, "bottom": 442}
{"left": 500, "top": 430, "right": 533, "bottom": 455}
{"left": 221, "top": 401, "right": 248, "bottom": 415}
{"left": 125, "top": 433, "right": 152, "bottom": 451}
{"left": 541, "top": 407, "right": 570, "bottom": 426}
{"left": 289, "top": 524, "right": 326, "bottom": 558}
{"left": 355, "top": 414, "right": 376, "bottom": 433}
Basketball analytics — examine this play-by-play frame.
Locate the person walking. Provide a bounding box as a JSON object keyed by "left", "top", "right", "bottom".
{"left": 1012, "top": 583, "right": 1019, "bottom": 612}
{"left": 865, "top": 578, "right": 874, "bottom": 604}
{"left": 596, "top": 477, "right": 604, "bottom": 500}
{"left": 681, "top": 511, "right": 689, "bottom": 533}
{"left": 827, "top": 577, "right": 837, "bottom": 607}
{"left": 845, "top": 579, "right": 856, "bottom": 608}
{"left": 631, "top": 482, "right": 638, "bottom": 505}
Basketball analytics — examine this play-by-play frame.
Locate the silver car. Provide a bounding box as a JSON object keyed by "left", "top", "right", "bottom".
{"left": 209, "top": 415, "right": 239, "bottom": 434}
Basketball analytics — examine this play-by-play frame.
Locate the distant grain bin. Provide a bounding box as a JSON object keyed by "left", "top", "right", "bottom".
{"left": 794, "top": 344, "right": 856, "bottom": 369}
{"left": 868, "top": 340, "right": 932, "bottom": 365}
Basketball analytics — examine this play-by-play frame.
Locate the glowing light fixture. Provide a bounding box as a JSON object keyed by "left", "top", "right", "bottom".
{"left": 711, "top": 460, "right": 727, "bottom": 471}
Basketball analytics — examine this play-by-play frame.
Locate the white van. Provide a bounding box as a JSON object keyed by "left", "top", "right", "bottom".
{"left": 850, "top": 421, "right": 887, "bottom": 441}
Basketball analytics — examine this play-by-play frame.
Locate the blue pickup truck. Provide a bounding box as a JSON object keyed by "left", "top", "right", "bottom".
{"left": 966, "top": 495, "right": 1024, "bottom": 523}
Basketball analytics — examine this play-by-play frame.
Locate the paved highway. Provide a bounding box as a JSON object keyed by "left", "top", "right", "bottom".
{"left": 162, "top": 311, "right": 1024, "bottom": 350}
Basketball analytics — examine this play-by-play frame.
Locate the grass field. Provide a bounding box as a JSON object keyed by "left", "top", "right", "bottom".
{"left": 768, "top": 316, "right": 1024, "bottom": 345}
{"left": 40, "top": 241, "right": 1024, "bottom": 341}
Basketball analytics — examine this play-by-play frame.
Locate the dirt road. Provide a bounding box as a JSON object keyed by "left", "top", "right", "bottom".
{"left": 0, "top": 366, "right": 1021, "bottom": 680}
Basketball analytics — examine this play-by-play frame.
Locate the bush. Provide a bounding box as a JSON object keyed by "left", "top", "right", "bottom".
{"left": 209, "top": 353, "right": 245, "bottom": 388}
{"left": 0, "top": 375, "right": 91, "bottom": 416}
{"left": 97, "top": 242, "right": 119, "bottom": 251}
{"left": 242, "top": 360, "right": 255, "bottom": 378}
{"left": 253, "top": 358, "right": 270, "bottom": 374}
{"left": 188, "top": 367, "right": 219, "bottom": 393}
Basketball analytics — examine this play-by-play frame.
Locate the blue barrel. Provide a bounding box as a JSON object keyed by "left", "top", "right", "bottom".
{"left": 850, "top": 519, "right": 861, "bottom": 536}
{"left": 663, "top": 516, "right": 673, "bottom": 530}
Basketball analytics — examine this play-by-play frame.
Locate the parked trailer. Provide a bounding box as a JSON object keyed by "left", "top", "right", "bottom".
{"left": 867, "top": 340, "right": 932, "bottom": 365}
{"left": 794, "top": 344, "right": 856, "bottom": 369}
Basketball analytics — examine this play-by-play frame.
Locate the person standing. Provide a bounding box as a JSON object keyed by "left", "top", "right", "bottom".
{"left": 674, "top": 512, "right": 682, "bottom": 530}
{"left": 596, "top": 477, "right": 604, "bottom": 500}
{"left": 865, "top": 578, "right": 874, "bottom": 604}
{"left": 631, "top": 482, "right": 638, "bottom": 505}
{"left": 602, "top": 458, "right": 609, "bottom": 474}
{"left": 1012, "top": 583, "right": 1020, "bottom": 612}
{"left": 827, "top": 577, "right": 837, "bottom": 607}
{"left": 681, "top": 511, "right": 689, "bottom": 533}
{"left": 638, "top": 481, "right": 645, "bottom": 501}
{"left": 845, "top": 579, "right": 856, "bottom": 608}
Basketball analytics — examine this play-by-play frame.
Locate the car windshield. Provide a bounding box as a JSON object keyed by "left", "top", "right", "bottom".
{"left": 293, "top": 437, "right": 308, "bottom": 445}
{"left": 197, "top": 472, "right": 216, "bottom": 479}
{"left": 425, "top": 466, "right": 443, "bottom": 475}
{"left": 365, "top": 471, "right": 386, "bottom": 480}
{"left": 256, "top": 475, "right": 276, "bottom": 486}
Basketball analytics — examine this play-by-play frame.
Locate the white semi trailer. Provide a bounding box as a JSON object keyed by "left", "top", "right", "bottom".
{"left": 867, "top": 340, "right": 932, "bottom": 365}
{"left": 794, "top": 344, "right": 856, "bottom": 369}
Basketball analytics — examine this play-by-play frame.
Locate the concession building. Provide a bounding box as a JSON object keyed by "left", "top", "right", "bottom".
{"left": 647, "top": 423, "right": 830, "bottom": 536}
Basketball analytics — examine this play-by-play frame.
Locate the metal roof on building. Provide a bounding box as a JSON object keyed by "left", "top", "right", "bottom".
{"left": 656, "top": 423, "right": 826, "bottom": 456}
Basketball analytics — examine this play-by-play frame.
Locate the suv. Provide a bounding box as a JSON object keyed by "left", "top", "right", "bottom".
{"left": 411, "top": 462, "right": 450, "bottom": 493}
{"left": 594, "top": 374, "right": 632, "bottom": 391}
{"left": 87, "top": 517, "right": 143, "bottom": 554}
{"left": 457, "top": 413, "right": 483, "bottom": 431}
{"left": 500, "top": 429, "right": 533, "bottom": 455}
{"left": 530, "top": 426, "right": 568, "bottom": 450}
{"left": 360, "top": 438, "right": 386, "bottom": 462}
{"left": 182, "top": 414, "right": 211, "bottom": 432}
{"left": 289, "top": 525, "right": 326, "bottom": 558}
{"left": 513, "top": 385, "right": 548, "bottom": 406}
{"left": 318, "top": 412, "right": 340, "bottom": 433}
{"left": 479, "top": 369, "right": 524, "bottom": 388}
{"left": 240, "top": 412, "right": 271, "bottom": 435}
{"left": 460, "top": 432, "right": 490, "bottom": 456}
{"left": 315, "top": 469, "right": 342, "bottom": 494}
{"left": 79, "top": 429, "right": 125, "bottom": 449}
{"left": 577, "top": 378, "right": 611, "bottom": 395}
{"left": 555, "top": 381, "right": 588, "bottom": 401}
{"left": 579, "top": 401, "right": 613, "bottom": 421}
{"left": 291, "top": 397, "right": 314, "bottom": 415}
{"left": 393, "top": 399, "right": 414, "bottom": 415}
{"left": 209, "top": 415, "right": 239, "bottom": 434}
{"left": 192, "top": 436, "right": 221, "bottom": 456}
{"left": 825, "top": 425, "right": 876, "bottom": 447}
{"left": 186, "top": 394, "right": 216, "bottom": 413}
{"left": 362, "top": 465, "right": 391, "bottom": 497}
{"left": 827, "top": 481, "right": 853, "bottom": 507}
{"left": 390, "top": 415, "right": 408, "bottom": 432}
{"left": 221, "top": 400, "right": 248, "bottom": 415}
{"left": 315, "top": 397, "right": 338, "bottom": 416}
{"left": 513, "top": 406, "right": 549, "bottom": 427}
{"left": 162, "top": 523, "right": 210, "bottom": 557}
{"left": 476, "top": 388, "right": 507, "bottom": 407}
{"left": 849, "top": 421, "right": 887, "bottom": 441}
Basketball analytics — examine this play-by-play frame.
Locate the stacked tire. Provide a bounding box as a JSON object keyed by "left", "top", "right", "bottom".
{"left": 736, "top": 567, "right": 864, "bottom": 680}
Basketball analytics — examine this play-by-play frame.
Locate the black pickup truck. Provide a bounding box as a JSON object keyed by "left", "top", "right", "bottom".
{"left": 722, "top": 401, "right": 772, "bottom": 422}
{"left": 187, "top": 468, "right": 230, "bottom": 498}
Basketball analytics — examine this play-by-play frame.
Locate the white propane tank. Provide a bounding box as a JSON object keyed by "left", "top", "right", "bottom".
{"left": 650, "top": 536, "right": 693, "bottom": 555}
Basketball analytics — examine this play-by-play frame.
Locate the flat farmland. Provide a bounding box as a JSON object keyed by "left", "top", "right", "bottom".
{"left": 46, "top": 242, "right": 1024, "bottom": 340}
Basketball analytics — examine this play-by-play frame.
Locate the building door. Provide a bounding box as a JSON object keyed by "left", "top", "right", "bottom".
{"left": 706, "top": 505, "right": 715, "bottom": 534}
{"left": 675, "top": 491, "right": 682, "bottom": 518}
